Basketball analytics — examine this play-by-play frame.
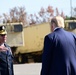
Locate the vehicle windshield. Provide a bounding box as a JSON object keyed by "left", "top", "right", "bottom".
{"left": 69, "top": 22, "right": 76, "bottom": 29}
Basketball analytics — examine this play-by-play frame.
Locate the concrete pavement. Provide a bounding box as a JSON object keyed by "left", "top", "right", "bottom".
{"left": 14, "top": 63, "right": 42, "bottom": 75}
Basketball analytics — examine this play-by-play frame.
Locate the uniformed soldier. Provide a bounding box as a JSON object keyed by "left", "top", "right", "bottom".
{"left": 0, "top": 26, "right": 14, "bottom": 75}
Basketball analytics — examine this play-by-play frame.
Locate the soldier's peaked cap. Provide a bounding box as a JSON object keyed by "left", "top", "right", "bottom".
{"left": 0, "top": 26, "right": 7, "bottom": 34}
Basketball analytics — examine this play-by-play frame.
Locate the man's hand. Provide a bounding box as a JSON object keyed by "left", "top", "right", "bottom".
{"left": 0, "top": 46, "right": 8, "bottom": 52}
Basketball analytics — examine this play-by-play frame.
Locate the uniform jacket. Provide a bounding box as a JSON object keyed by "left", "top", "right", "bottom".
{"left": 0, "top": 43, "right": 14, "bottom": 75}
{"left": 41, "top": 28, "right": 76, "bottom": 75}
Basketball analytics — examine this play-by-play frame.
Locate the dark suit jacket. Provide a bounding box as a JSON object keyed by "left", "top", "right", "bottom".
{"left": 0, "top": 43, "right": 14, "bottom": 75}
{"left": 41, "top": 28, "right": 76, "bottom": 75}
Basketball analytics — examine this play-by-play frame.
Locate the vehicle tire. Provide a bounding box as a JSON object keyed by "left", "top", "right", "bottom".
{"left": 18, "top": 53, "right": 23, "bottom": 64}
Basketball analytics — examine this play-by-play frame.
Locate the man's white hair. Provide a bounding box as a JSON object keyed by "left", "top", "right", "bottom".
{"left": 55, "top": 16, "right": 64, "bottom": 28}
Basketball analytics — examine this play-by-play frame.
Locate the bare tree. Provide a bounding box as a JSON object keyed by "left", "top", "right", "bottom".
{"left": 72, "top": 7, "right": 76, "bottom": 18}
{"left": 56, "top": 8, "right": 59, "bottom": 16}
{"left": 34, "top": 13, "right": 41, "bottom": 24}
{"left": 3, "top": 13, "right": 11, "bottom": 23}
{"left": 18, "top": 7, "right": 27, "bottom": 25}
{"left": 39, "top": 7, "right": 45, "bottom": 16}
{"left": 29, "top": 14, "right": 36, "bottom": 25}
{"left": 3, "top": 6, "right": 27, "bottom": 25}
{"left": 10, "top": 7, "right": 18, "bottom": 22}
{"left": 39, "top": 7, "right": 47, "bottom": 22}
{"left": 0, "top": 15, "right": 3, "bottom": 23}
{"left": 61, "top": 11, "right": 65, "bottom": 19}
{"left": 2, "top": 6, "right": 66, "bottom": 25}
{"left": 47, "top": 5, "right": 54, "bottom": 16}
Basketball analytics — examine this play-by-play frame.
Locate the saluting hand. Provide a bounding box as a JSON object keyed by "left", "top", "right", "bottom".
{"left": 0, "top": 46, "right": 8, "bottom": 52}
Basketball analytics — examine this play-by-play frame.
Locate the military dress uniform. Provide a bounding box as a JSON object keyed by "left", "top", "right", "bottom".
{"left": 0, "top": 26, "right": 14, "bottom": 75}
{"left": 0, "top": 44, "right": 14, "bottom": 75}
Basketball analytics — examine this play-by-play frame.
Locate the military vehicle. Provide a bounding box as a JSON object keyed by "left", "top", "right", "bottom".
{"left": 64, "top": 20, "right": 76, "bottom": 33}
{"left": 14, "top": 22, "right": 50, "bottom": 63}
{"left": 1, "top": 20, "right": 76, "bottom": 64}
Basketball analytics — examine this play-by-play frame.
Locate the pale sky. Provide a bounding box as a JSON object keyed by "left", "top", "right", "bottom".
{"left": 0, "top": 0, "right": 76, "bottom": 16}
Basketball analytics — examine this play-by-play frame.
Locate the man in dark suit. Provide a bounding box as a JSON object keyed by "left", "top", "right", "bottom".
{"left": 0, "top": 26, "right": 14, "bottom": 75}
{"left": 41, "top": 16, "right": 76, "bottom": 75}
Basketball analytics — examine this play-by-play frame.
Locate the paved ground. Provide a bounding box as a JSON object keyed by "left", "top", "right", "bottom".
{"left": 14, "top": 63, "right": 42, "bottom": 75}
